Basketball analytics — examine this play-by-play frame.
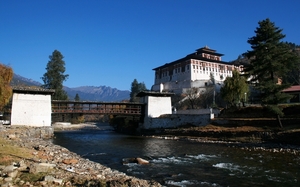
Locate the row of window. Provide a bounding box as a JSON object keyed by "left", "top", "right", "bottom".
{"left": 156, "top": 69, "right": 232, "bottom": 80}
{"left": 157, "top": 64, "right": 235, "bottom": 79}
{"left": 193, "top": 70, "right": 232, "bottom": 77}
{"left": 192, "top": 65, "right": 232, "bottom": 72}
{"left": 201, "top": 54, "right": 221, "bottom": 61}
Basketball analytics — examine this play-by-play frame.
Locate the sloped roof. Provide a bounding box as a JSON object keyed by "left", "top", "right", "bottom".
{"left": 282, "top": 85, "right": 300, "bottom": 93}
{"left": 153, "top": 47, "right": 232, "bottom": 71}
{"left": 12, "top": 86, "right": 55, "bottom": 95}
{"left": 136, "top": 91, "right": 174, "bottom": 97}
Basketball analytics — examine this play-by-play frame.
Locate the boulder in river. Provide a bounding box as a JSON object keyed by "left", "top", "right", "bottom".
{"left": 122, "top": 157, "right": 149, "bottom": 165}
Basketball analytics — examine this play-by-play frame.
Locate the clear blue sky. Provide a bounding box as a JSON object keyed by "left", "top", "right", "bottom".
{"left": 1, "top": 0, "right": 300, "bottom": 91}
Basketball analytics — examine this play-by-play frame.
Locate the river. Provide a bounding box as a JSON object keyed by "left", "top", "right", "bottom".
{"left": 52, "top": 125, "right": 300, "bottom": 187}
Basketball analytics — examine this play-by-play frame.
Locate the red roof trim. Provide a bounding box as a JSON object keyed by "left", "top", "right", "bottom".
{"left": 282, "top": 85, "right": 300, "bottom": 92}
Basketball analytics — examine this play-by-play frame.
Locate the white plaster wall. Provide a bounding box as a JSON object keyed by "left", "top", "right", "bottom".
{"left": 152, "top": 80, "right": 208, "bottom": 94}
{"left": 11, "top": 93, "right": 52, "bottom": 126}
{"left": 146, "top": 96, "right": 172, "bottom": 118}
{"left": 171, "top": 71, "right": 191, "bottom": 82}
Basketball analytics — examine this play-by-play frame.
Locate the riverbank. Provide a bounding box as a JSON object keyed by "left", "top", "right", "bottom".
{"left": 1, "top": 120, "right": 299, "bottom": 186}
{"left": 0, "top": 125, "right": 161, "bottom": 187}
{"left": 139, "top": 106, "right": 300, "bottom": 147}
{"left": 140, "top": 120, "right": 300, "bottom": 155}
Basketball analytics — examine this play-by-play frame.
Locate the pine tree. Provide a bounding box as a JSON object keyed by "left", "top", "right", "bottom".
{"left": 74, "top": 93, "right": 80, "bottom": 101}
{"left": 42, "top": 50, "right": 69, "bottom": 100}
{"left": 130, "top": 79, "right": 147, "bottom": 102}
{"left": 244, "top": 18, "right": 299, "bottom": 127}
{"left": 0, "top": 63, "right": 13, "bottom": 111}
{"left": 73, "top": 93, "right": 80, "bottom": 113}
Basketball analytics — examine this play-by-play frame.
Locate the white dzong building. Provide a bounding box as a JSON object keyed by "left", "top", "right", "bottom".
{"left": 151, "top": 46, "right": 243, "bottom": 94}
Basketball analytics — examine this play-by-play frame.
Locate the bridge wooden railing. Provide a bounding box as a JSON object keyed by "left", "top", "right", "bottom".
{"left": 51, "top": 100, "right": 145, "bottom": 115}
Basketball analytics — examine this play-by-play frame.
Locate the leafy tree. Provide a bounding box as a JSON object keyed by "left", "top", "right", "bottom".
{"left": 220, "top": 70, "right": 249, "bottom": 107}
{"left": 199, "top": 87, "right": 214, "bottom": 108}
{"left": 171, "top": 94, "right": 184, "bottom": 108}
{"left": 74, "top": 93, "right": 80, "bottom": 101}
{"left": 244, "top": 18, "right": 300, "bottom": 127}
{"left": 41, "top": 50, "right": 69, "bottom": 100}
{"left": 0, "top": 63, "right": 13, "bottom": 111}
{"left": 130, "top": 79, "right": 147, "bottom": 102}
{"left": 184, "top": 87, "right": 200, "bottom": 109}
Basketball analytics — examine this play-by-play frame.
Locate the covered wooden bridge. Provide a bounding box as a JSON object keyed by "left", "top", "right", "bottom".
{"left": 51, "top": 100, "right": 145, "bottom": 116}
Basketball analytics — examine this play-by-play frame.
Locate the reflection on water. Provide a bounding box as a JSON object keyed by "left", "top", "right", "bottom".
{"left": 142, "top": 138, "right": 172, "bottom": 157}
{"left": 52, "top": 129, "right": 300, "bottom": 187}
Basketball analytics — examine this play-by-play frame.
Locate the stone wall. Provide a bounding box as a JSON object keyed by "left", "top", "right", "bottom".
{"left": 141, "top": 114, "right": 211, "bottom": 129}
{"left": 0, "top": 125, "right": 54, "bottom": 139}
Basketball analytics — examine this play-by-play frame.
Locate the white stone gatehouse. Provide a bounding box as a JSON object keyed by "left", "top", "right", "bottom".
{"left": 136, "top": 91, "right": 214, "bottom": 129}
{"left": 137, "top": 91, "right": 174, "bottom": 118}
{"left": 11, "top": 87, "right": 55, "bottom": 127}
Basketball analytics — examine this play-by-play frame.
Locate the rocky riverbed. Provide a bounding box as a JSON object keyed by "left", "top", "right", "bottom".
{"left": 0, "top": 125, "right": 161, "bottom": 187}
{"left": 2, "top": 121, "right": 300, "bottom": 186}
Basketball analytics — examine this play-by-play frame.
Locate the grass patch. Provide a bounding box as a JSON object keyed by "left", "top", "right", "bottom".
{"left": 0, "top": 137, "right": 33, "bottom": 165}
{"left": 18, "top": 172, "right": 48, "bottom": 182}
{"left": 70, "top": 176, "right": 107, "bottom": 187}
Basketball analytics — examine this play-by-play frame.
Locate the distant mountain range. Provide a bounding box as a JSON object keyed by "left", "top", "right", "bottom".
{"left": 64, "top": 86, "right": 130, "bottom": 101}
{"left": 11, "top": 74, "right": 130, "bottom": 101}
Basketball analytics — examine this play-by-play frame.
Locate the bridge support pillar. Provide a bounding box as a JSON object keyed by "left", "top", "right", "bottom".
{"left": 136, "top": 91, "right": 174, "bottom": 129}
